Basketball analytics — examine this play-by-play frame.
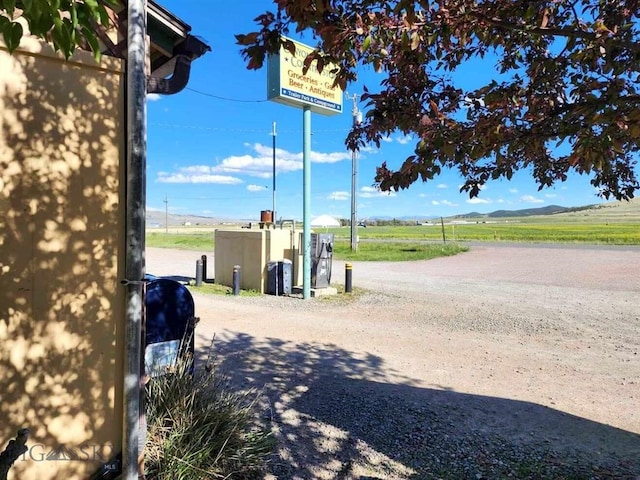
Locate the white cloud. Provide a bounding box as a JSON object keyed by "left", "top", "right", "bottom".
{"left": 328, "top": 191, "right": 349, "bottom": 201}
{"left": 521, "top": 195, "right": 544, "bottom": 204}
{"left": 359, "top": 145, "right": 379, "bottom": 154}
{"left": 437, "top": 183, "right": 448, "bottom": 189}
{"left": 311, "top": 151, "right": 352, "bottom": 164}
{"left": 396, "top": 135, "right": 412, "bottom": 145}
{"left": 211, "top": 143, "right": 350, "bottom": 178}
{"left": 360, "top": 185, "right": 396, "bottom": 198}
{"left": 432, "top": 200, "right": 458, "bottom": 207}
{"left": 509, "top": 188, "right": 519, "bottom": 194}
{"left": 156, "top": 143, "right": 352, "bottom": 186}
{"left": 381, "top": 135, "right": 393, "bottom": 143}
{"left": 545, "top": 193, "right": 557, "bottom": 198}
{"left": 147, "top": 93, "right": 161, "bottom": 101}
{"left": 156, "top": 170, "right": 243, "bottom": 184}
{"left": 466, "top": 197, "right": 490, "bottom": 204}
{"left": 247, "top": 184, "right": 268, "bottom": 192}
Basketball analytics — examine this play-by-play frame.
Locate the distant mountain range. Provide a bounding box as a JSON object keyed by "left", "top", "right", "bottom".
{"left": 452, "top": 204, "right": 596, "bottom": 219}
{"left": 369, "top": 204, "right": 596, "bottom": 221}
{"left": 147, "top": 199, "right": 638, "bottom": 226}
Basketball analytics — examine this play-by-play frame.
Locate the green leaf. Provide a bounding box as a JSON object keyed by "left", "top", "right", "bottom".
{"left": 4, "top": 0, "right": 16, "bottom": 16}
{"left": 52, "top": 19, "right": 74, "bottom": 58}
{"left": 30, "top": 9, "right": 54, "bottom": 36}
{"left": 362, "top": 35, "right": 371, "bottom": 52}
{"left": 2, "top": 21, "right": 23, "bottom": 53}
{"left": 81, "top": 26, "right": 101, "bottom": 62}
{"left": 97, "top": 4, "right": 111, "bottom": 27}
{"left": 410, "top": 31, "right": 420, "bottom": 50}
{"left": 70, "top": 3, "right": 78, "bottom": 29}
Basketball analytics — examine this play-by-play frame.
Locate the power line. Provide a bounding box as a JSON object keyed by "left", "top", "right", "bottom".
{"left": 185, "top": 87, "right": 268, "bottom": 103}
{"left": 148, "top": 122, "right": 352, "bottom": 135}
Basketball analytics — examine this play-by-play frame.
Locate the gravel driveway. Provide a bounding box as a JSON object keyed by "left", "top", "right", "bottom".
{"left": 146, "top": 244, "right": 640, "bottom": 479}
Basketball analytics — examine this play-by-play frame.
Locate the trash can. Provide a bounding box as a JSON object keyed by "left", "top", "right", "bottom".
{"left": 266, "top": 260, "right": 292, "bottom": 296}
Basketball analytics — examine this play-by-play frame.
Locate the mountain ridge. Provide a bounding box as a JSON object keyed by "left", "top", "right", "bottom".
{"left": 147, "top": 198, "right": 639, "bottom": 225}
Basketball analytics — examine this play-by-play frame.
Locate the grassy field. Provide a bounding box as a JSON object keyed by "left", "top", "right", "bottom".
{"left": 328, "top": 222, "right": 640, "bottom": 244}
{"left": 147, "top": 220, "right": 640, "bottom": 258}
{"left": 332, "top": 241, "right": 468, "bottom": 261}
{"left": 147, "top": 232, "right": 214, "bottom": 250}
{"left": 147, "top": 199, "right": 640, "bottom": 251}
{"left": 146, "top": 231, "right": 469, "bottom": 261}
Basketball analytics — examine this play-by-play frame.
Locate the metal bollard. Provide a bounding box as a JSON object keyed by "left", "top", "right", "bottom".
{"left": 195, "top": 259, "right": 203, "bottom": 287}
{"left": 201, "top": 254, "right": 207, "bottom": 281}
{"left": 345, "top": 262, "right": 353, "bottom": 293}
{"left": 232, "top": 265, "right": 241, "bottom": 296}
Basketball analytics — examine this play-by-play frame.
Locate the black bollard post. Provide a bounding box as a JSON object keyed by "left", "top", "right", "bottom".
{"left": 232, "top": 265, "right": 241, "bottom": 296}
{"left": 195, "top": 259, "right": 203, "bottom": 287}
{"left": 201, "top": 254, "right": 207, "bottom": 281}
{"left": 345, "top": 263, "right": 353, "bottom": 293}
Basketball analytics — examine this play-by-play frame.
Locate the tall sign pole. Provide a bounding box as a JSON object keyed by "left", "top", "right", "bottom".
{"left": 272, "top": 121, "right": 277, "bottom": 226}
{"left": 302, "top": 107, "right": 312, "bottom": 298}
{"left": 346, "top": 93, "right": 362, "bottom": 251}
{"left": 266, "top": 37, "right": 344, "bottom": 298}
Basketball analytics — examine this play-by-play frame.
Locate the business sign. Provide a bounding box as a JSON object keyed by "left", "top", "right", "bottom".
{"left": 267, "top": 37, "right": 343, "bottom": 116}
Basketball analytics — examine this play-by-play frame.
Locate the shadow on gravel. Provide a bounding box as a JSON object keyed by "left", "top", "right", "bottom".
{"left": 196, "top": 331, "right": 640, "bottom": 480}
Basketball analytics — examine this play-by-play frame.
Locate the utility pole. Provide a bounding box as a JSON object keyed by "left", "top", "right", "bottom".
{"left": 124, "top": 0, "right": 146, "bottom": 477}
{"left": 272, "top": 121, "right": 276, "bottom": 227}
{"left": 164, "top": 194, "right": 168, "bottom": 233}
{"left": 346, "top": 92, "right": 362, "bottom": 251}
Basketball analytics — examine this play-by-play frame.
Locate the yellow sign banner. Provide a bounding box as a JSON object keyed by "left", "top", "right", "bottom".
{"left": 267, "top": 37, "right": 343, "bottom": 116}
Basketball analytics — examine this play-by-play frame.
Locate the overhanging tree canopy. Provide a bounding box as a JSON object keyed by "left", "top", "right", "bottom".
{"left": 237, "top": 0, "right": 640, "bottom": 200}
{"left": 0, "top": 0, "right": 117, "bottom": 60}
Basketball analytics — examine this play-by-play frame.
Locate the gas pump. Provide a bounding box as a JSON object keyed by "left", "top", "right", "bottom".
{"left": 311, "top": 233, "right": 334, "bottom": 288}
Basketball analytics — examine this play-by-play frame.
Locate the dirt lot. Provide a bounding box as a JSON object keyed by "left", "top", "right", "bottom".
{"left": 146, "top": 244, "right": 640, "bottom": 479}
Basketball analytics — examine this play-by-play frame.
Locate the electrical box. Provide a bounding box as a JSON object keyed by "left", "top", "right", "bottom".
{"left": 267, "top": 260, "right": 292, "bottom": 295}
{"left": 311, "top": 233, "right": 334, "bottom": 288}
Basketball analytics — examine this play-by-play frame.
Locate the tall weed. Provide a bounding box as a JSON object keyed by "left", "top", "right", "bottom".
{"left": 144, "top": 344, "right": 273, "bottom": 479}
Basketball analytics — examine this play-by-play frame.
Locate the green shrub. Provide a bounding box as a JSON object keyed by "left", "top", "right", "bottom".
{"left": 144, "top": 344, "right": 273, "bottom": 479}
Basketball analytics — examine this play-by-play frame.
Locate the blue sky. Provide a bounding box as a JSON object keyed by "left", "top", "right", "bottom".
{"left": 147, "top": 1, "right": 611, "bottom": 221}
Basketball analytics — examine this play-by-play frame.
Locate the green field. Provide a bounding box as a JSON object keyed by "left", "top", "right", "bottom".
{"left": 147, "top": 199, "right": 640, "bottom": 256}
{"left": 325, "top": 222, "right": 640, "bottom": 244}
{"left": 332, "top": 241, "right": 468, "bottom": 261}
{"left": 146, "top": 231, "right": 469, "bottom": 261}
{"left": 147, "top": 232, "right": 214, "bottom": 250}
{"left": 148, "top": 220, "right": 640, "bottom": 256}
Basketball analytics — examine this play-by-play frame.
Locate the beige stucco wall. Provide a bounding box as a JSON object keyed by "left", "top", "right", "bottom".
{"left": 215, "top": 228, "right": 301, "bottom": 292}
{"left": 0, "top": 38, "right": 125, "bottom": 479}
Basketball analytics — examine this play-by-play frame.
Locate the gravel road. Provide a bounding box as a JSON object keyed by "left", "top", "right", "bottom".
{"left": 146, "top": 244, "right": 640, "bottom": 479}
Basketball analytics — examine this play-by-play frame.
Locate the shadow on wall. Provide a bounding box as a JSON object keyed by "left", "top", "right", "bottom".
{"left": 0, "top": 39, "right": 125, "bottom": 480}
{"left": 201, "top": 331, "right": 640, "bottom": 479}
